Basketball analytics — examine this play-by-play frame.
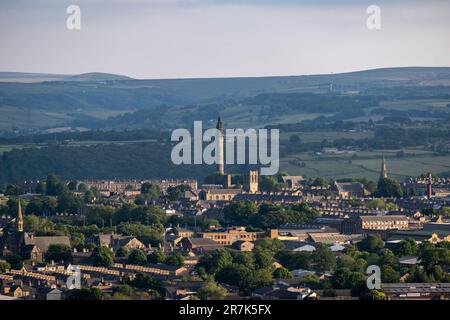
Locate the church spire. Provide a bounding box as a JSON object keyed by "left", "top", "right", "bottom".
{"left": 17, "top": 199, "right": 24, "bottom": 232}
{"left": 380, "top": 156, "right": 388, "bottom": 181}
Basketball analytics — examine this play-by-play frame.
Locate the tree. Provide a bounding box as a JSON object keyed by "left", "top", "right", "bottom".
{"left": 113, "top": 284, "right": 134, "bottom": 298}
{"left": 379, "top": 249, "right": 398, "bottom": 268}
{"left": 405, "top": 266, "right": 430, "bottom": 283}
{"left": 84, "top": 190, "right": 95, "bottom": 203}
{"left": 215, "top": 264, "right": 256, "bottom": 294}
{"left": 129, "top": 273, "right": 163, "bottom": 293}
{"left": 440, "top": 206, "right": 450, "bottom": 217}
{"left": 272, "top": 267, "right": 292, "bottom": 279}
{"left": 5, "top": 254, "right": 23, "bottom": 269}
{"left": 289, "top": 203, "right": 321, "bottom": 224}
{"left": 70, "top": 232, "right": 86, "bottom": 250}
{"left": 167, "top": 185, "right": 191, "bottom": 201}
{"left": 66, "top": 288, "right": 103, "bottom": 300}
{"left": 371, "top": 290, "right": 386, "bottom": 300}
{"left": 91, "top": 246, "right": 114, "bottom": 267}
{"left": 165, "top": 252, "right": 184, "bottom": 266}
{"left": 57, "top": 192, "right": 82, "bottom": 214}
{"left": 4, "top": 184, "right": 22, "bottom": 196}
{"left": 256, "top": 203, "right": 288, "bottom": 228}
{"left": 116, "top": 247, "right": 129, "bottom": 258}
{"left": 26, "top": 197, "right": 44, "bottom": 215}
{"left": 376, "top": 177, "right": 403, "bottom": 198}
{"left": 357, "top": 235, "right": 384, "bottom": 253}
{"left": 366, "top": 198, "right": 386, "bottom": 209}
{"left": 255, "top": 238, "right": 286, "bottom": 254}
{"left": 231, "top": 252, "right": 255, "bottom": 268}
{"left": 0, "top": 261, "right": 11, "bottom": 272}
{"left": 128, "top": 249, "right": 148, "bottom": 266}
{"left": 140, "top": 183, "right": 161, "bottom": 200}
{"left": 86, "top": 206, "right": 116, "bottom": 227}
{"left": 68, "top": 181, "right": 78, "bottom": 191}
{"left": 312, "top": 244, "right": 336, "bottom": 272}
{"left": 117, "top": 222, "right": 164, "bottom": 247}
{"left": 197, "top": 249, "right": 233, "bottom": 274}
{"left": 393, "top": 238, "right": 418, "bottom": 256}
{"left": 381, "top": 265, "right": 400, "bottom": 283}
{"left": 23, "top": 215, "right": 55, "bottom": 233}
{"left": 36, "top": 181, "right": 47, "bottom": 195}
{"left": 46, "top": 174, "right": 66, "bottom": 196}
{"left": 259, "top": 176, "right": 282, "bottom": 193}
{"left": 223, "top": 201, "right": 257, "bottom": 226}
{"left": 275, "top": 251, "right": 311, "bottom": 270}
{"left": 300, "top": 274, "right": 321, "bottom": 289}
{"left": 78, "top": 183, "right": 88, "bottom": 192}
{"left": 197, "top": 281, "right": 227, "bottom": 300}
{"left": 148, "top": 251, "right": 165, "bottom": 264}
{"left": 333, "top": 267, "right": 352, "bottom": 288}
{"left": 253, "top": 268, "right": 273, "bottom": 289}
{"left": 253, "top": 249, "right": 273, "bottom": 270}
{"left": 45, "top": 244, "right": 73, "bottom": 263}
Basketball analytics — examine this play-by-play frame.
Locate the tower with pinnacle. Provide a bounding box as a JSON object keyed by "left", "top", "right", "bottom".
{"left": 216, "top": 117, "right": 225, "bottom": 175}
{"left": 379, "top": 156, "right": 388, "bottom": 181}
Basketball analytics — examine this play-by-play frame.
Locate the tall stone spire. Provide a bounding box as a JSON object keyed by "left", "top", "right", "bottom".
{"left": 380, "top": 156, "right": 388, "bottom": 181}
{"left": 17, "top": 199, "right": 24, "bottom": 232}
{"left": 216, "top": 117, "right": 224, "bottom": 175}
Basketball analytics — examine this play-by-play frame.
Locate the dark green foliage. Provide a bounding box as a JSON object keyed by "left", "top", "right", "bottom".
{"left": 357, "top": 235, "right": 385, "bottom": 253}
{"left": 45, "top": 244, "right": 73, "bottom": 263}
{"left": 91, "top": 246, "right": 114, "bottom": 267}
{"left": 147, "top": 251, "right": 165, "bottom": 264}
{"left": 275, "top": 251, "right": 311, "bottom": 271}
{"left": 65, "top": 288, "right": 103, "bottom": 300}
{"left": 312, "top": 244, "right": 336, "bottom": 272}
{"left": 115, "top": 247, "right": 129, "bottom": 258}
{"left": 5, "top": 254, "right": 23, "bottom": 269}
{"left": 0, "top": 261, "right": 11, "bottom": 272}
{"left": 128, "top": 249, "right": 148, "bottom": 266}
{"left": 117, "top": 222, "right": 164, "bottom": 246}
{"left": 223, "top": 201, "right": 257, "bottom": 226}
{"left": 128, "top": 273, "right": 163, "bottom": 293}
{"left": 167, "top": 185, "right": 191, "bottom": 201}
{"left": 165, "top": 252, "right": 184, "bottom": 266}
{"left": 376, "top": 177, "right": 403, "bottom": 198}
{"left": 140, "top": 182, "right": 161, "bottom": 200}
{"left": 272, "top": 267, "right": 292, "bottom": 279}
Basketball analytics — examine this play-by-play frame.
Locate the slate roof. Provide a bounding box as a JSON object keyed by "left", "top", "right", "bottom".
{"left": 335, "top": 182, "right": 364, "bottom": 194}
{"left": 24, "top": 234, "right": 71, "bottom": 252}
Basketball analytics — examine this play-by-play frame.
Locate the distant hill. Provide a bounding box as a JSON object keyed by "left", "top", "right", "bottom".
{"left": 0, "top": 72, "right": 70, "bottom": 83}
{"left": 63, "top": 72, "right": 134, "bottom": 82}
{"left": 0, "top": 66, "right": 450, "bottom": 132}
{"left": 0, "top": 71, "right": 133, "bottom": 83}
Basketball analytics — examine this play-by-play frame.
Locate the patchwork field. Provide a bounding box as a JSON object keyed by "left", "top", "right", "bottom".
{"left": 281, "top": 148, "right": 450, "bottom": 181}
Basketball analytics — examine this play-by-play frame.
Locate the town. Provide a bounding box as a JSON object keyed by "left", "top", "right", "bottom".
{"left": 1, "top": 120, "right": 450, "bottom": 301}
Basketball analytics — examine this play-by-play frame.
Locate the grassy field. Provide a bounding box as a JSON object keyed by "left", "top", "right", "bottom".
{"left": 377, "top": 98, "right": 450, "bottom": 111}
{"left": 280, "top": 130, "right": 373, "bottom": 143}
{"left": 281, "top": 148, "right": 450, "bottom": 181}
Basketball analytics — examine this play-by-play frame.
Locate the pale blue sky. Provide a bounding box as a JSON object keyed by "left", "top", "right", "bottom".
{"left": 0, "top": 0, "right": 449, "bottom": 79}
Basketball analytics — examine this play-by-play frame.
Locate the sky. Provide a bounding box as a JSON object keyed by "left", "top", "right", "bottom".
{"left": 0, "top": 0, "right": 449, "bottom": 79}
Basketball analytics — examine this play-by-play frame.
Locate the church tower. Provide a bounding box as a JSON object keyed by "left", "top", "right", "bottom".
{"left": 379, "top": 156, "right": 388, "bottom": 181}
{"left": 216, "top": 117, "right": 225, "bottom": 175}
{"left": 243, "top": 170, "right": 259, "bottom": 194}
{"left": 17, "top": 199, "right": 24, "bottom": 232}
